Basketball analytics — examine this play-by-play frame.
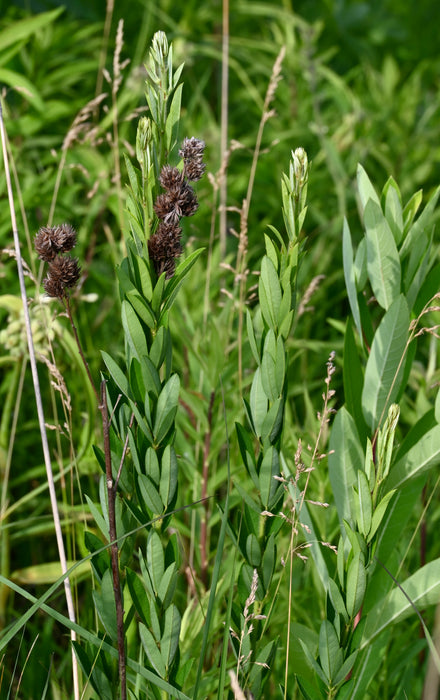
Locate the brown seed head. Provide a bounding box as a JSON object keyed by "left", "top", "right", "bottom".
{"left": 35, "top": 224, "right": 77, "bottom": 262}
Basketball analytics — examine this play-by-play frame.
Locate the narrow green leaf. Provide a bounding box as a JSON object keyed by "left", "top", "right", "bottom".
{"left": 146, "top": 530, "right": 165, "bottom": 593}
{"left": 154, "top": 374, "right": 180, "bottom": 444}
{"left": 246, "top": 309, "right": 261, "bottom": 365}
{"left": 249, "top": 367, "right": 268, "bottom": 437}
{"left": 357, "top": 163, "right": 381, "bottom": 215}
{"left": 161, "top": 248, "right": 205, "bottom": 316}
{"left": 246, "top": 533, "right": 262, "bottom": 567}
{"left": 328, "top": 407, "right": 364, "bottom": 527}
{"left": 260, "top": 396, "right": 284, "bottom": 445}
{"left": 126, "top": 289, "right": 155, "bottom": 329}
{"left": 354, "top": 470, "right": 372, "bottom": 538}
{"left": 364, "top": 199, "right": 401, "bottom": 310}
{"left": 319, "top": 620, "right": 343, "bottom": 683}
{"left": 157, "top": 563, "right": 177, "bottom": 609}
{"left": 261, "top": 533, "right": 276, "bottom": 591}
{"left": 361, "top": 559, "right": 440, "bottom": 648}
{"left": 333, "top": 650, "right": 359, "bottom": 686}
{"left": 137, "top": 473, "right": 164, "bottom": 515}
{"left": 400, "top": 185, "right": 440, "bottom": 259}
{"left": 122, "top": 299, "right": 149, "bottom": 360}
{"left": 346, "top": 552, "right": 366, "bottom": 618}
{"left": 140, "top": 623, "right": 167, "bottom": 677}
{"left": 0, "top": 8, "right": 64, "bottom": 51}
{"left": 161, "top": 605, "right": 181, "bottom": 671}
{"left": 259, "top": 256, "right": 281, "bottom": 331}
{"left": 298, "top": 639, "right": 328, "bottom": 685}
{"left": 385, "top": 424, "right": 440, "bottom": 490}
{"left": 342, "top": 218, "right": 362, "bottom": 342}
{"left": 383, "top": 176, "right": 403, "bottom": 244}
{"left": 362, "top": 295, "right": 409, "bottom": 431}
{"left": 126, "top": 568, "right": 149, "bottom": 625}
{"left": 92, "top": 569, "right": 117, "bottom": 641}
{"left": 259, "top": 446, "right": 280, "bottom": 510}
{"left": 368, "top": 489, "right": 396, "bottom": 542}
{"left": 328, "top": 578, "right": 349, "bottom": 624}
{"left": 343, "top": 318, "right": 367, "bottom": 442}
{"left": 159, "top": 444, "right": 178, "bottom": 507}
{"left": 101, "top": 351, "right": 130, "bottom": 398}
{"left": 165, "top": 83, "right": 183, "bottom": 151}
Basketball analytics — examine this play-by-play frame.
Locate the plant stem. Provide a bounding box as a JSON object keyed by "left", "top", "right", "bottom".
{"left": 200, "top": 390, "right": 215, "bottom": 586}
{"left": 99, "top": 380, "right": 126, "bottom": 700}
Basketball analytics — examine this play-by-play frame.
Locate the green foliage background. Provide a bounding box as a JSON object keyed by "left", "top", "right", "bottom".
{"left": 1, "top": 1, "right": 440, "bottom": 698}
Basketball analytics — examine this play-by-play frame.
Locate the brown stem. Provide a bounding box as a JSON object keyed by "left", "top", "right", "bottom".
{"left": 99, "top": 380, "right": 126, "bottom": 700}
{"left": 200, "top": 390, "right": 216, "bottom": 586}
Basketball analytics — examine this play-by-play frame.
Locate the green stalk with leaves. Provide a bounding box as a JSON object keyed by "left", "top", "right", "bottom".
{"left": 233, "top": 147, "right": 309, "bottom": 697}
{"left": 294, "top": 166, "right": 440, "bottom": 699}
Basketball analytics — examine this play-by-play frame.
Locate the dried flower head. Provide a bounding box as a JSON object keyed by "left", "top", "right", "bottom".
{"left": 35, "top": 224, "right": 78, "bottom": 262}
{"left": 43, "top": 255, "right": 81, "bottom": 298}
{"left": 179, "top": 137, "right": 206, "bottom": 182}
{"left": 159, "top": 165, "right": 183, "bottom": 191}
{"left": 148, "top": 221, "right": 182, "bottom": 279}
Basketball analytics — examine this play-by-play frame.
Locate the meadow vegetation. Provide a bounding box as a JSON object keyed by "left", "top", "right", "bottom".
{"left": 1, "top": 2, "right": 440, "bottom": 698}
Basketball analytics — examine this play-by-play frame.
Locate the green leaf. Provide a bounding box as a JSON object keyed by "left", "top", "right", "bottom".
{"left": 368, "top": 489, "right": 396, "bottom": 542}
{"left": 101, "top": 351, "right": 130, "bottom": 398}
{"left": 298, "top": 639, "right": 328, "bottom": 685}
{"left": 159, "top": 444, "right": 178, "bottom": 507}
{"left": 260, "top": 331, "right": 285, "bottom": 400}
{"left": 0, "top": 8, "right": 64, "bottom": 51}
{"left": 137, "top": 473, "right": 164, "bottom": 515}
{"left": 140, "top": 623, "right": 167, "bottom": 678}
{"left": 124, "top": 154, "right": 141, "bottom": 201}
{"left": 342, "top": 218, "right": 362, "bottom": 342}
{"left": 402, "top": 189, "right": 423, "bottom": 230}
{"left": 236, "top": 421, "right": 259, "bottom": 487}
{"left": 259, "top": 256, "right": 281, "bottom": 331}
{"left": 354, "top": 470, "right": 372, "bottom": 538}
{"left": 328, "top": 407, "right": 364, "bottom": 527}
{"left": 245, "top": 534, "right": 262, "bottom": 568}
{"left": 357, "top": 164, "right": 381, "bottom": 215}
{"left": 399, "top": 185, "right": 440, "bottom": 259}
{"left": 382, "top": 176, "right": 403, "bottom": 245}
{"left": 259, "top": 446, "right": 280, "bottom": 510}
{"left": 85, "top": 495, "right": 109, "bottom": 541}
{"left": 122, "top": 299, "right": 149, "bottom": 360}
{"left": 126, "top": 568, "right": 149, "bottom": 625}
{"left": 126, "top": 289, "right": 155, "bottom": 329}
{"left": 92, "top": 569, "right": 117, "bottom": 641}
{"left": 161, "top": 248, "right": 205, "bottom": 317}
{"left": 154, "top": 374, "right": 180, "bottom": 444}
{"left": 157, "top": 563, "right": 177, "bottom": 609}
{"left": 361, "top": 559, "right": 440, "bottom": 648}
{"left": 364, "top": 199, "right": 401, "bottom": 310}
{"left": 385, "top": 424, "right": 440, "bottom": 490}
{"left": 146, "top": 530, "right": 165, "bottom": 593}
{"left": 249, "top": 367, "right": 268, "bottom": 437}
{"left": 246, "top": 309, "right": 261, "bottom": 365}
{"left": 318, "top": 620, "right": 343, "bottom": 683}
{"left": 165, "top": 83, "right": 183, "bottom": 151}
{"left": 362, "top": 295, "right": 409, "bottom": 431}
{"left": 161, "top": 604, "right": 181, "bottom": 672}
{"left": 343, "top": 318, "right": 367, "bottom": 442}
{"left": 328, "top": 578, "right": 349, "bottom": 624}
{"left": 261, "top": 533, "right": 276, "bottom": 591}
{"left": 333, "top": 650, "right": 359, "bottom": 686}
{"left": 346, "top": 552, "right": 366, "bottom": 618}
{"left": 260, "top": 397, "right": 284, "bottom": 445}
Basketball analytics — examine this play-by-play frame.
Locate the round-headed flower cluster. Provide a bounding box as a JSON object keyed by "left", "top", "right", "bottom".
{"left": 34, "top": 223, "right": 81, "bottom": 299}
{"left": 148, "top": 137, "right": 206, "bottom": 279}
